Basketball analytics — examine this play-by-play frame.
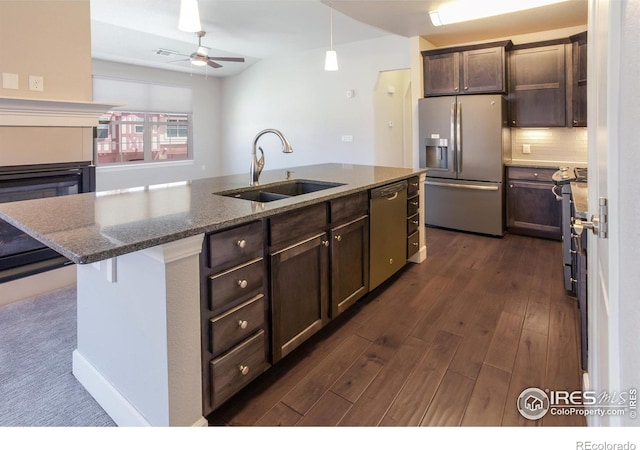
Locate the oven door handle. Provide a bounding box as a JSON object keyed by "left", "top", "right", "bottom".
{"left": 551, "top": 185, "right": 563, "bottom": 201}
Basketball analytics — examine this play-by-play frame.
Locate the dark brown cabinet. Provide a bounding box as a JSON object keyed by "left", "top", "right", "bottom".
{"left": 506, "top": 167, "right": 561, "bottom": 240}
{"left": 269, "top": 204, "right": 329, "bottom": 362}
{"left": 570, "top": 32, "right": 588, "bottom": 127}
{"left": 201, "top": 220, "right": 270, "bottom": 414}
{"left": 508, "top": 41, "right": 567, "bottom": 127}
{"left": 407, "top": 177, "right": 420, "bottom": 259}
{"left": 270, "top": 232, "right": 329, "bottom": 362}
{"left": 422, "top": 41, "right": 510, "bottom": 96}
{"left": 329, "top": 192, "right": 369, "bottom": 318}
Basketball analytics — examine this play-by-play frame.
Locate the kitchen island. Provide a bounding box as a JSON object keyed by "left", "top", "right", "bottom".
{"left": 0, "top": 163, "right": 426, "bottom": 427}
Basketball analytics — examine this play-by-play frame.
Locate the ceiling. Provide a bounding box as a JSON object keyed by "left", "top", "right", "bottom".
{"left": 90, "top": 0, "right": 588, "bottom": 78}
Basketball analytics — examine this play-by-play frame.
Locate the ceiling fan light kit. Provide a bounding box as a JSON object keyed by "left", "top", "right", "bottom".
{"left": 324, "top": 1, "right": 338, "bottom": 71}
{"left": 178, "top": 0, "right": 202, "bottom": 32}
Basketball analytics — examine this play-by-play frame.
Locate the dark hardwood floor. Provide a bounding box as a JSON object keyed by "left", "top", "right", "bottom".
{"left": 208, "top": 227, "right": 585, "bottom": 427}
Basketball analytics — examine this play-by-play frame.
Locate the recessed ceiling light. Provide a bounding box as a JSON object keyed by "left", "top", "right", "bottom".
{"left": 429, "top": 0, "right": 569, "bottom": 27}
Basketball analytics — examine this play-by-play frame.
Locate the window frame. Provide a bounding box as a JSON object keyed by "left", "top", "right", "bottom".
{"left": 94, "top": 111, "right": 193, "bottom": 166}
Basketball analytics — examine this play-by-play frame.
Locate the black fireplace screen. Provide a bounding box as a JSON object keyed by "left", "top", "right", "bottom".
{"left": 0, "top": 162, "right": 95, "bottom": 283}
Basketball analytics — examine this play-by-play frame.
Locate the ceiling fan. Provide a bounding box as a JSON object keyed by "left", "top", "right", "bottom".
{"left": 167, "top": 31, "right": 245, "bottom": 69}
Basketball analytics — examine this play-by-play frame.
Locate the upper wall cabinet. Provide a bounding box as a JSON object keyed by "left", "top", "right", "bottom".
{"left": 508, "top": 40, "right": 568, "bottom": 127}
{"left": 422, "top": 41, "right": 512, "bottom": 97}
{"left": 570, "top": 31, "right": 588, "bottom": 127}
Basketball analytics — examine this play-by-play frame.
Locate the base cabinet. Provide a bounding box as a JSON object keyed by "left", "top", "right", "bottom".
{"left": 270, "top": 233, "right": 329, "bottom": 362}
{"left": 506, "top": 167, "right": 561, "bottom": 240}
{"left": 330, "top": 215, "right": 369, "bottom": 318}
{"left": 201, "top": 179, "right": 418, "bottom": 415}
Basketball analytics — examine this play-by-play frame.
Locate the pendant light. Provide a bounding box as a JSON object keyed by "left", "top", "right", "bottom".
{"left": 324, "top": 1, "right": 338, "bottom": 71}
{"left": 179, "top": 0, "right": 202, "bottom": 32}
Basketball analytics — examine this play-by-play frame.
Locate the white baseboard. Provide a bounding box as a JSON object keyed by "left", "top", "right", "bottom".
{"left": 72, "top": 349, "right": 151, "bottom": 427}
{"left": 408, "top": 245, "right": 427, "bottom": 263}
{"left": 72, "top": 350, "right": 208, "bottom": 427}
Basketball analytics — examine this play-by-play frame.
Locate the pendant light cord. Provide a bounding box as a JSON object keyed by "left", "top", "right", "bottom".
{"left": 329, "top": 1, "right": 334, "bottom": 50}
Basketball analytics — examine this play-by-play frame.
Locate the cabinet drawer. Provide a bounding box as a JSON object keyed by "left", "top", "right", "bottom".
{"left": 210, "top": 294, "right": 266, "bottom": 357}
{"left": 407, "top": 230, "right": 420, "bottom": 258}
{"left": 209, "top": 258, "right": 264, "bottom": 312}
{"left": 507, "top": 167, "right": 556, "bottom": 182}
{"left": 407, "top": 196, "right": 420, "bottom": 216}
{"left": 407, "top": 213, "right": 420, "bottom": 235}
{"left": 210, "top": 330, "right": 269, "bottom": 410}
{"left": 269, "top": 202, "right": 327, "bottom": 248}
{"left": 208, "top": 221, "right": 264, "bottom": 273}
{"left": 330, "top": 191, "right": 368, "bottom": 224}
{"left": 407, "top": 177, "right": 420, "bottom": 196}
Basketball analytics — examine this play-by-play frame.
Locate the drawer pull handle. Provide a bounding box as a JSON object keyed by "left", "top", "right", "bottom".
{"left": 239, "top": 365, "right": 250, "bottom": 376}
{"left": 334, "top": 235, "right": 342, "bottom": 242}
{"left": 238, "top": 320, "right": 248, "bottom": 329}
{"left": 534, "top": 172, "right": 539, "bottom": 177}
{"left": 412, "top": 242, "right": 419, "bottom": 247}
{"left": 411, "top": 182, "right": 419, "bottom": 187}
{"left": 410, "top": 201, "right": 419, "bottom": 206}
{"left": 237, "top": 279, "right": 248, "bottom": 289}
{"left": 236, "top": 239, "right": 246, "bottom": 249}
{"left": 411, "top": 220, "right": 419, "bottom": 225}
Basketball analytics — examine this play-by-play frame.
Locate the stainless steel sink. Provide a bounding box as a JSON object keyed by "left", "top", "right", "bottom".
{"left": 216, "top": 180, "right": 345, "bottom": 202}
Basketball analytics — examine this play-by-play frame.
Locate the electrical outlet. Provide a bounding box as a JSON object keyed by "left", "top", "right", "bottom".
{"left": 523, "top": 143, "right": 531, "bottom": 154}
{"left": 28, "top": 75, "right": 44, "bottom": 92}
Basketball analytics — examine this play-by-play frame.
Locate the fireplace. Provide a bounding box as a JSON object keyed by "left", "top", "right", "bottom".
{"left": 0, "top": 161, "right": 95, "bottom": 283}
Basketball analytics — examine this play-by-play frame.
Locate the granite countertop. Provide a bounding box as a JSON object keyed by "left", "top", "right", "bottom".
{"left": 505, "top": 160, "right": 587, "bottom": 169}
{"left": 0, "top": 163, "right": 426, "bottom": 265}
{"left": 571, "top": 181, "right": 589, "bottom": 219}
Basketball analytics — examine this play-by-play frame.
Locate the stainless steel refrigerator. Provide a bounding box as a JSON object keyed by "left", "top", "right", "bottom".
{"left": 418, "top": 94, "right": 510, "bottom": 236}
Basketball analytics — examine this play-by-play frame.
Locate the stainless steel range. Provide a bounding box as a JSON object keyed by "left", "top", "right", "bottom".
{"left": 552, "top": 166, "right": 587, "bottom": 294}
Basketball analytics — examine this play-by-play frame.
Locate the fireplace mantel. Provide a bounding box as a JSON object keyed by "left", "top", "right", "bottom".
{"left": 0, "top": 96, "right": 124, "bottom": 127}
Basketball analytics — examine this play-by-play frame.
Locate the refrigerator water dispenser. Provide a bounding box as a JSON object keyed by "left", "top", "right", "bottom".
{"left": 422, "top": 138, "right": 450, "bottom": 170}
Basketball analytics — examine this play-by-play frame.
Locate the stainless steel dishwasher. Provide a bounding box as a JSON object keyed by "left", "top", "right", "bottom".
{"left": 369, "top": 180, "right": 408, "bottom": 290}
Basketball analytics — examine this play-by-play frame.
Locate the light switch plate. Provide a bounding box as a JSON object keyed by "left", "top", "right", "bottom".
{"left": 2, "top": 72, "right": 19, "bottom": 90}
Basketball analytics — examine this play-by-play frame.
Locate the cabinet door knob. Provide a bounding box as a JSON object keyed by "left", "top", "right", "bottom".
{"left": 412, "top": 242, "right": 419, "bottom": 247}
{"left": 509, "top": 184, "right": 514, "bottom": 188}
{"left": 239, "top": 365, "right": 249, "bottom": 376}
{"left": 464, "top": 86, "right": 469, "bottom": 90}
{"left": 334, "top": 235, "right": 342, "bottom": 242}
{"left": 322, "top": 240, "right": 330, "bottom": 247}
{"left": 410, "top": 201, "right": 419, "bottom": 206}
{"left": 238, "top": 320, "right": 248, "bottom": 329}
{"left": 411, "top": 182, "right": 419, "bottom": 187}
{"left": 534, "top": 172, "right": 539, "bottom": 177}
{"left": 236, "top": 239, "right": 246, "bottom": 249}
{"left": 512, "top": 120, "right": 516, "bottom": 125}
{"left": 573, "top": 120, "right": 578, "bottom": 125}
{"left": 237, "top": 279, "right": 248, "bottom": 289}
{"left": 454, "top": 87, "right": 459, "bottom": 91}
{"left": 412, "top": 220, "right": 419, "bottom": 225}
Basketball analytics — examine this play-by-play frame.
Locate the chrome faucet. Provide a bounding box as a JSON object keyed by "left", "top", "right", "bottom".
{"left": 250, "top": 129, "right": 293, "bottom": 185}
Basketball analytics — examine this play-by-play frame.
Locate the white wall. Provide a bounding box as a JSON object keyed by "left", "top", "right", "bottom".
{"left": 219, "top": 35, "right": 411, "bottom": 176}
{"left": 91, "top": 60, "right": 223, "bottom": 191}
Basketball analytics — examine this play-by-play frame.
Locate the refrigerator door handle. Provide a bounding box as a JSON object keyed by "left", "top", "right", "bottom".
{"left": 450, "top": 101, "right": 457, "bottom": 173}
{"left": 425, "top": 180, "right": 499, "bottom": 191}
{"left": 456, "top": 102, "right": 462, "bottom": 174}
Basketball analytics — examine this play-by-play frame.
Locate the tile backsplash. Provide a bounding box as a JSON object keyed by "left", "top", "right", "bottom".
{"left": 511, "top": 127, "right": 588, "bottom": 164}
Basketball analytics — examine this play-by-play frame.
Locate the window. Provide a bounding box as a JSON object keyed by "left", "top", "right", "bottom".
{"left": 94, "top": 112, "right": 191, "bottom": 165}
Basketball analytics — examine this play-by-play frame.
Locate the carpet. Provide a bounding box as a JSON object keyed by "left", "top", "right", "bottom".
{"left": 0, "top": 286, "right": 115, "bottom": 426}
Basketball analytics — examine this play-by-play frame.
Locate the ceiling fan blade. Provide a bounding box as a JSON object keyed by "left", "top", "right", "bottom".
{"left": 207, "top": 56, "right": 245, "bottom": 63}
{"left": 207, "top": 60, "right": 223, "bottom": 69}
{"left": 168, "top": 58, "right": 191, "bottom": 63}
